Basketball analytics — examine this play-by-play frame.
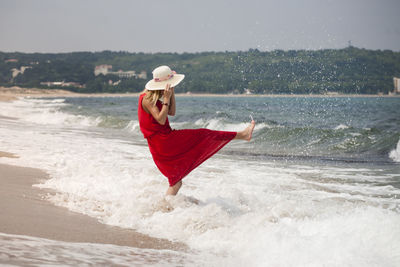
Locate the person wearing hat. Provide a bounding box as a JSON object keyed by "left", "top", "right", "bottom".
{"left": 138, "top": 65, "right": 255, "bottom": 195}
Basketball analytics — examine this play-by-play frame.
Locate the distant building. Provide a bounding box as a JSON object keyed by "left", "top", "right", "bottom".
{"left": 62, "top": 82, "right": 84, "bottom": 88}
{"left": 94, "top": 64, "right": 147, "bottom": 79}
{"left": 94, "top": 64, "right": 113, "bottom": 76}
{"left": 41, "top": 81, "right": 63, "bottom": 86}
{"left": 393, "top": 77, "right": 400, "bottom": 94}
{"left": 5, "top": 59, "right": 18, "bottom": 63}
{"left": 109, "top": 70, "right": 136, "bottom": 78}
{"left": 138, "top": 71, "right": 147, "bottom": 79}
{"left": 326, "top": 91, "right": 340, "bottom": 96}
{"left": 244, "top": 88, "right": 253, "bottom": 95}
{"left": 40, "top": 81, "right": 84, "bottom": 88}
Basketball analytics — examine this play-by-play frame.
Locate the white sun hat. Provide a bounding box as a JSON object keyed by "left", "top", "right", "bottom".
{"left": 145, "top": 65, "right": 185, "bottom": 90}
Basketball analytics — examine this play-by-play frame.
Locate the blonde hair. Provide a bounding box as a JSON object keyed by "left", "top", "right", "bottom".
{"left": 143, "top": 89, "right": 163, "bottom": 106}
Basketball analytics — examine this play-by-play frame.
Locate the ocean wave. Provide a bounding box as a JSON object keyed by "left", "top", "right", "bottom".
{"left": 241, "top": 125, "right": 400, "bottom": 163}
{"left": 39, "top": 152, "right": 400, "bottom": 266}
{"left": 389, "top": 139, "right": 400, "bottom": 163}
{"left": 334, "top": 124, "right": 350, "bottom": 130}
{"left": 0, "top": 98, "right": 99, "bottom": 127}
{"left": 2, "top": 99, "right": 400, "bottom": 266}
{"left": 25, "top": 97, "right": 67, "bottom": 105}
{"left": 185, "top": 118, "right": 397, "bottom": 162}
{"left": 193, "top": 118, "right": 271, "bottom": 132}
{"left": 124, "top": 120, "right": 140, "bottom": 132}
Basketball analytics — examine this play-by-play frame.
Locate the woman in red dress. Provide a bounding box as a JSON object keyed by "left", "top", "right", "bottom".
{"left": 138, "top": 66, "right": 255, "bottom": 195}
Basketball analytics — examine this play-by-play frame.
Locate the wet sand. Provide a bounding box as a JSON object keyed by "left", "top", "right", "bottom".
{"left": 0, "top": 151, "right": 18, "bottom": 158}
{"left": 0, "top": 160, "right": 183, "bottom": 250}
{"left": 0, "top": 94, "right": 17, "bottom": 102}
{"left": 0, "top": 86, "right": 140, "bottom": 99}
{"left": 0, "top": 93, "right": 184, "bottom": 251}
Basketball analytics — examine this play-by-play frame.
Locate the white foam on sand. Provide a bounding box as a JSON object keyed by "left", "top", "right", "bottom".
{"left": 0, "top": 232, "right": 201, "bottom": 266}
{"left": 1, "top": 98, "right": 400, "bottom": 266}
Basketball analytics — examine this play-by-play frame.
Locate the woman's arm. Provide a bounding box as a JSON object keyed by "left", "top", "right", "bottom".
{"left": 142, "top": 84, "right": 173, "bottom": 125}
{"left": 168, "top": 87, "right": 176, "bottom": 116}
{"left": 143, "top": 100, "right": 169, "bottom": 125}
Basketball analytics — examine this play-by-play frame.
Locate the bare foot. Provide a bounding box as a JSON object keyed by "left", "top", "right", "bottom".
{"left": 236, "top": 120, "right": 256, "bottom": 141}
{"left": 245, "top": 120, "right": 256, "bottom": 141}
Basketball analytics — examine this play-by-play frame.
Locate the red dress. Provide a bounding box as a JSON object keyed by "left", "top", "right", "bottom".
{"left": 138, "top": 93, "right": 236, "bottom": 186}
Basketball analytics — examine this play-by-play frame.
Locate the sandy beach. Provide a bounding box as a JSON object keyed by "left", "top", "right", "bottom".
{"left": 0, "top": 154, "right": 183, "bottom": 250}
{"left": 0, "top": 89, "right": 183, "bottom": 251}
{"left": 0, "top": 91, "right": 188, "bottom": 265}
{"left": 0, "top": 86, "right": 140, "bottom": 100}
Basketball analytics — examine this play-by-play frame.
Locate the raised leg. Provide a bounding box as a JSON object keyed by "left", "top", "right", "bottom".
{"left": 235, "top": 120, "right": 256, "bottom": 141}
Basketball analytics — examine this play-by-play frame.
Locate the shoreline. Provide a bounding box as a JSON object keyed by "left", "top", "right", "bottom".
{"left": 0, "top": 153, "right": 184, "bottom": 250}
{"left": 0, "top": 95, "right": 185, "bottom": 252}
{"left": 1, "top": 86, "right": 399, "bottom": 99}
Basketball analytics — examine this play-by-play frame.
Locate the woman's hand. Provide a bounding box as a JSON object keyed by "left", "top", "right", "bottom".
{"left": 168, "top": 86, "right": 176, "bottom": 116}
{"left": 163, "top": 84, "right": 174, "bottom": 103}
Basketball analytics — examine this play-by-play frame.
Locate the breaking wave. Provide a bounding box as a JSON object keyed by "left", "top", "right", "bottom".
{"left": 390, "top": 139, "right": 400, "bottom": 163}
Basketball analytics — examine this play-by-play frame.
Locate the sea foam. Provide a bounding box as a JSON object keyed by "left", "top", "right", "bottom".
{"left": 0, "top": 98, "right": 99, "bottom": 127}
{"left": 334, "top": 124, "right": 350, "bottom": 130}
{"left": 389, "top": 139, "right": 400, "bottom": 163}
{"left": 194, "top": 118, "right": 270, "bottom": 132}
{"left": 1, "top": 97, "right": 399, "bottom": 266}
{"left": 0, "top": 232, "right": 199, "bottom": 266}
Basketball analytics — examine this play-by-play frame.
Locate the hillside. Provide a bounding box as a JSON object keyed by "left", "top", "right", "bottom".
{"left": 1, "top": 47, "right": 399, "bottom": 94}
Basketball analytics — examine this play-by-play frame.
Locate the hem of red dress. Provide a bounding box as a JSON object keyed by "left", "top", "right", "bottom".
{"left": 165, "top": 131, "right": 236, "bottom": 187}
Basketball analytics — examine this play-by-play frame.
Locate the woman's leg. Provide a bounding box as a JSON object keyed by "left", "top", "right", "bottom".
{"left": 166, "top": 180, "right": 182, "bottom": 195}
{"left": 235, "top": 120, "right": 256, "bottom": 141}
{"left": 164, "top": 121, "right": 255, "bottom": 196}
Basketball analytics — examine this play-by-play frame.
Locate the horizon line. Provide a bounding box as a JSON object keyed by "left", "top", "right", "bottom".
{"left": 1, "top": 46, "right": 399, "bottom": 55}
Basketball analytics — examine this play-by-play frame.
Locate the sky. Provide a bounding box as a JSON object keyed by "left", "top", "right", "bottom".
{"left": 0, "top": 0, "right": 399, "bottom": 53}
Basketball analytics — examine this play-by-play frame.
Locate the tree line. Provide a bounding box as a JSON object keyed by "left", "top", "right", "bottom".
{"left": 0, "top": 47, "right": 399, "bottom": 94}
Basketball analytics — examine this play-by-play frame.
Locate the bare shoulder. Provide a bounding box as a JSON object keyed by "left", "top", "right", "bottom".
{"left": 141, "top": 95, "right": 151, "bottom": 113}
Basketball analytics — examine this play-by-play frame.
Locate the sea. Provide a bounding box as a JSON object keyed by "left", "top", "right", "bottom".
{"left": 0, "top": 95, "right": 399, "bottom": 266}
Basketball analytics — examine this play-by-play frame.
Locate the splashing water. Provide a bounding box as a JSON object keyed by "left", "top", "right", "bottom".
{"left": 0, "top": 96, "right": 399, "bottom": 266}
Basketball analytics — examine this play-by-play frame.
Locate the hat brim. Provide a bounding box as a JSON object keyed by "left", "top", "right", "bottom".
{"left": 145, "top": 74, "right": 185, "bottom": 90}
